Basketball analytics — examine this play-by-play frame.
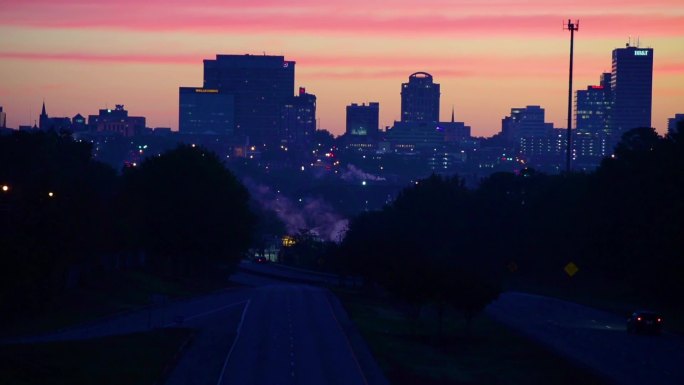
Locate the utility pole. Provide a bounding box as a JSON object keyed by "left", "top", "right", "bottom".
{"left": 564, "top": 19, "right": 579, "bottom": 173}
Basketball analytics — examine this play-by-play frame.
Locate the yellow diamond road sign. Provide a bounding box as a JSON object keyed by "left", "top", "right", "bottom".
{"left": 564, "top": 262, "right": 579, "bottom": 277}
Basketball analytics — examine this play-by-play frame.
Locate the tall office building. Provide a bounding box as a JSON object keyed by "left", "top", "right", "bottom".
{"left": 401, "top": 72, "right": 440, "bottom": 123}
{"left": 202, "top": 54, "right": 295, "bottom": 145}
{"left": 280, "top": 87, "right": 316, "bottom": 147}
{"left": 0, "top": 106, "right": 5, "bottom": 129}
{"left": 610, "top": 44, "right": 653, "bottom": 133}
{"left": 576, "top": 73, "right": 612, "bottom": 133}
{"left": 346, "top": 102, "right": 379, "bottom": 137}
{"left": 179, "top": 87, "right": 234, "bottom": 135}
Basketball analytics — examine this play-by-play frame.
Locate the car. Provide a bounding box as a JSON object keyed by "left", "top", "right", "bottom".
{"left": 627, "top": 311, "right": 663, "bottom": 335}
{"left": 254, "top": 256, "right": 268, "bottom": 264}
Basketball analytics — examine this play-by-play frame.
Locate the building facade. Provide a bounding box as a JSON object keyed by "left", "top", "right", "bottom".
{"left": 610, "top": 45, "right": 654, "bottom": 133}
{"left": 501, "top": 105, "right": 553, "bottom": 142}
{"left": 39, "top": 102, "right": 72, "bottom": 131}
{"left": 576, "top": 73, "right": 612, "bottom": 133}
{"left": 88, "top": 105, "right": 146, "bottom": 137}
{"left": 401, "top": 72, "right": 440, "bottom": 123}
{"left": 346, "top": 102, "right": 379, "bottom": 137}
{"left": 202, "top": 54, "right": 295, "bottom": 145}
{"left": 280, "top": 87, "right": 316, "bottom": 148}
{"left": 667, "top": 114, "right": 684, "bottom": 135}
{"left": 179, "top": 87, "right": 234, "bottom": 135}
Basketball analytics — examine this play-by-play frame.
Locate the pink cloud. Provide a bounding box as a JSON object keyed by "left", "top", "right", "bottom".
{"left": 2, "top": 3, "right": 683, "bottom": 38}
{"left": 655, "top": 62, "right": 684, "bottom": 74}
{"left": 5, "top": 0, "right": 683, "bottom": 10}
{"left": 0, "top": 50, "right": 605, "bottom": 73}
{"left": 0, "top": 52, "right": 201, "bottom": 65}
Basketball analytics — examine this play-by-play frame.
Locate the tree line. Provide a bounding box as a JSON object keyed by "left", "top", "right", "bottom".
{"left": 339, "top": 124, "right": 684, "bottom": 330}
{"left": 0, "top": 131, "right": 254, "bottom": 318}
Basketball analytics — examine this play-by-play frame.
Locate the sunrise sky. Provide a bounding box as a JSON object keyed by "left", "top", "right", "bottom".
{"left": 1, "top": 0, "right": 683, "bottom": 137}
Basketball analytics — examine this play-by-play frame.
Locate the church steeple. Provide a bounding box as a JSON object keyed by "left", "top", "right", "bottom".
{"left": 39, "top": 100, "right": 48, "bottom": 130}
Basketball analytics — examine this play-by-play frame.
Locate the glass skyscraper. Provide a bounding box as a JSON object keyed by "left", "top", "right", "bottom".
{"left": 400, "top": 72, "right": 440, "bottom": 123}
{"left": 575, "top": 73, "right": 612, "bottom": 133}
{"left": 610, "top": 45, "right": 654, "bottom": 133}
{"left": 203, "top": 54, "right": 295, "bottom": 145}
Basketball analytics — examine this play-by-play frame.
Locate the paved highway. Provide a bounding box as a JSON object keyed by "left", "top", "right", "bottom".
{"left": 486, "top": 292, "right": 684, "bottom": 385}
{"left": 4, "top": 261, "right": 387, "bottom": 385}
{"left": 217, "top": 285, "right": 370, "bottom": 385}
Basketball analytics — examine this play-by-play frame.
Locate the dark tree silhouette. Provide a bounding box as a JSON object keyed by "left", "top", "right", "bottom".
{"left": 121, "top": 145, "right": 254, "bottom": 278}
{"left": 342, "top": 174, "right": 502, "bottom": 334}
{"left": 0, "top": 131, "right": 118, "bottom": 316}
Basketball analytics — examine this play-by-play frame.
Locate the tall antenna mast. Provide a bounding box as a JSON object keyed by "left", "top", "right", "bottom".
{"left": 563, "top": 19, "right": 579, "bottom": 173}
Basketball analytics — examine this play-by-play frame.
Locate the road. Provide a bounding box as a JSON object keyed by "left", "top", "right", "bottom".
{"left": 164, "top": 263, "right": 387, "bottom": 385}
{"left": 3, "top": 261, "right": 387, "bottom": 385}
{"left": 486, "top": 292, "right": 684, "bottom": 385}
{"left": 217, "top": 285, "right": 369, "bottom": 385}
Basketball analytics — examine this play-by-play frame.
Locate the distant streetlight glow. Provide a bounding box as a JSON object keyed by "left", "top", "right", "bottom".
{"left": 48, "top": 191, "right": 54, "bottom": 197}
{"left": 1, "top": 185, "right": 8, "bottom": 192}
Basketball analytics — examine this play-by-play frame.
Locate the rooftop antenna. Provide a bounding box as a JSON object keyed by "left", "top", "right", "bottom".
{"left": 637, "top": 36, "right": 640, "bottom": 48}
{"left": 563, "top": 19, "right": 579, "bottom": 173}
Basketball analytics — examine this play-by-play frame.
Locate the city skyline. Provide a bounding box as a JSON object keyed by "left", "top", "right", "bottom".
{"left": 1, "top": 0, "right": 683, "bottom": 136}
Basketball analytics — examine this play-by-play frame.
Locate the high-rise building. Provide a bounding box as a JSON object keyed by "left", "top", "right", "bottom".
{"left": 667, "top": 114, "right": 684, "bottom": 135}
{"left": 280, "top": 87, "right": 316, "bottom": 148}
{"left": 202, "top": 54, "right": 295, "bottom": 144}
{"left": 0, "top": 106, "right": 6, "bottom": 129}
{"left": 401, "top": 72, "right": 440, "bottom": 123}
{"left": 179, "top": 87, "right": 234, "bottom": 135}
{"left": 575, "top": 73, "right": 612, "bottom": 133}
{"left": 610, "top": 44, "right": 653, "bottom": 133}
{"left": 346, "top": 102, "right": 379, "bottom": 137}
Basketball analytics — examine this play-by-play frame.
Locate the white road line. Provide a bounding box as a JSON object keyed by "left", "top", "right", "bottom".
{"left": 216, "top": 299, "right": 252, "bottom": 385}
{"left": 163, "top": 300, "right": 248, "bottom": 327}
{"left": 325, "top": 294, "right": 369, "bottom": 385}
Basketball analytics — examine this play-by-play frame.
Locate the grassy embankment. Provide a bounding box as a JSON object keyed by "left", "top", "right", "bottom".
{"left": 2, "top": 268, "right": 235, "bottom": 339}
{"left": 0, "top": 328, "right": 193, "bottom": 385}
{"left": 504, "top": 273, "right": 684, "bottom": 334}
{"left": 0, "top": 267, "right": 237, "bottom": 385}
{"left": 336, "top": 288, "right": 609, "bottom": 385}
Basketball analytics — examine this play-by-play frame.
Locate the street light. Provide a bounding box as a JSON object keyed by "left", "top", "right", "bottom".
{"left": 1, "top": 185, "right": 8, "bottom": 192}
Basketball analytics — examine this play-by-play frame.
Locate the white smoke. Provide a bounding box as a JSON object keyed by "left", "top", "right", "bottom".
{"left": 244, "top": 179, "right": 348, "bottom": 242}
{"left": 340, "top": 164, "right": 386, "bottom": 182}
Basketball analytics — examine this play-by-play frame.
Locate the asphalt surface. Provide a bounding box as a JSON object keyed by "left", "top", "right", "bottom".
{"left": 4, "top": 261, "right": 387, "bottom": 385}
{"left": 164, "top": 263, "right": 387, "bottom": 385}
{"left": 164, "top": 302, "right": 246, "bottom": 385}
{"left": 486, "top": 292, "right": 684, "bottom": 385}
{"left": 217, "top": 284, "right": 370, "bottom": 385}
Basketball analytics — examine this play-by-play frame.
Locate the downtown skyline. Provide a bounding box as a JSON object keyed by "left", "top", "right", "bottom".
{"left": 1, "top": 0, "right": 683, "bottom": 136}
